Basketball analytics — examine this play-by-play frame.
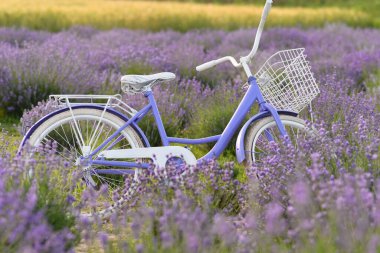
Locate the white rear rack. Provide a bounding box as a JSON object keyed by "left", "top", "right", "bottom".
{"left": 49, "top": 94, "right": 137, "bottom": 117}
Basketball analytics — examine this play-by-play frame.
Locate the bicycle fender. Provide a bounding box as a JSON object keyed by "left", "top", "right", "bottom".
{"left": 235, "top": 110, "right": 297, "bottom": 163}
{"left": 19, "top": 104, "right": 150, "bottom": 154}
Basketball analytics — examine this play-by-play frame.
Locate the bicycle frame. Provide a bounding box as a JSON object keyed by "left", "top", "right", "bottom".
{"left": 88, "top": 75, "right": 288, "bottom": 171}
{"left": 85, "top": 1, "right": 285, "bottom": 171}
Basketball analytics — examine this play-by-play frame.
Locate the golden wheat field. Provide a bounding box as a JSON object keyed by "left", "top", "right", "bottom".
{"left": 0, "top": 0, "right": 375, "bottom": 31}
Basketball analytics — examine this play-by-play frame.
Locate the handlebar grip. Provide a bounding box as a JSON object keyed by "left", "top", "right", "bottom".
{"left": 196, "top": 60, "right": 217, "bottom": 72}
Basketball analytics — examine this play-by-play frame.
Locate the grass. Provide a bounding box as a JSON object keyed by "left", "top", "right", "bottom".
{"left": 0, "top": 115, "right": 19, "bottom": 134}
{"left": 0, "top": 0, "right": 377, "bottom": 32}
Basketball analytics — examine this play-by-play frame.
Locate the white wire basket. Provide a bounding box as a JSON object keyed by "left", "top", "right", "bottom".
{"left": 255, "top": 48, "right": 319, "bottom": 113}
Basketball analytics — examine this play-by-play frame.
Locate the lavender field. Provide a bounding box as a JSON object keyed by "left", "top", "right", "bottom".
{"left": 1, "top": 24, "right": 380, "bottom": 252}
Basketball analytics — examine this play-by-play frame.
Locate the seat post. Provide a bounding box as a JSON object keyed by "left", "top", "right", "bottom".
{"left": 144, "top": 89, "right": 169, "bottom": 146}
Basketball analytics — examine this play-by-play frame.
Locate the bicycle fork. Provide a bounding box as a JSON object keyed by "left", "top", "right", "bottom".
{"left": 250, "top": 76, "right": 288, "bottom": 139}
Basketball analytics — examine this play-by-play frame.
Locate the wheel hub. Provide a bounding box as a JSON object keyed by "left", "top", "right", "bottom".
{"left": 75, "top": 145, "right": 97, "bottom": 188}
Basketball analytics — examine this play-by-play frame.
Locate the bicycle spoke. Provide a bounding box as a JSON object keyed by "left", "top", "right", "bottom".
{"left": 69, "top": 121, "right": 85, "bottom": 153}
{"left": 86, "top": 119, "right": 89, "bottom": 143}
{"left": 94, "top": 174, "right": 123, "bottom": 189}
{"left": 88, "top": 116, "right": 106, "bottom": 149}
{"left": 68, "top": 112, "right": 85, "bottom": 148}
{"left": 40, "top": 137, "right": 75, "bottom": 161}
{"left": 97, "top": 125, "right": 114, "bottom": 151}
{"left": 91, "top": 122, "right": 106, "bottom": 152}
{"left": 54, "top": 127, "right": 81, "bottom": 157}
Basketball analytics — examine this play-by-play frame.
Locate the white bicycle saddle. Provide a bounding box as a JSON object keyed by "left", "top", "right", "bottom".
{"left": 121, "top": 72, "right": 175, "bottom": 94}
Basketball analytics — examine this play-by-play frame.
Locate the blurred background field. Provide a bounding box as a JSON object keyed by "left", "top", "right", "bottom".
{"left": 0, "top": 0, "right": 379, "bottom": 32}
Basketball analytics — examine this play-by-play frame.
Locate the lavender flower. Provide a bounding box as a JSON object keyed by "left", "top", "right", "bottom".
{"left": 0, "top": 24, "right": 379, "bottom": 253}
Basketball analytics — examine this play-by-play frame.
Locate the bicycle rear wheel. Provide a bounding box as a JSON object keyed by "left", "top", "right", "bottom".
{"left": 20, "top": 106, "right": 147, "bottom": 217}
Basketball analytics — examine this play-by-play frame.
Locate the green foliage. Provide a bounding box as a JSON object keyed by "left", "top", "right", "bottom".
{"left": 34, "top": 170, "right": 75, "bottom": 231}
{"left": 185, "top": 85, "right": 255, "bottom": 156}
{"left": 120, "top": 63, "right": 154, "bottom": 76}
{"left": 0, "top": 11, "right": 71, "bottom": 32}
{"left": 364, "top": 69, "right": 380, "bottom": 91}
{"left": 27, "top": 157, "right": 80, "bottom": 245}
{"left": 186, "top": 89, "right": 236, "bottom": 139}
{"left": 138, "top": 114, "right": 182, "bottom": 147}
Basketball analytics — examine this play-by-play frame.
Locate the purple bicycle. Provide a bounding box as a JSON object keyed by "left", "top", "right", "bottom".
{"left": 19, "top": 0, "right": 319, "bottom": 217}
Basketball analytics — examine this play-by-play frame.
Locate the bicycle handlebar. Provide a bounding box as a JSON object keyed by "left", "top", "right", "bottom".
{"left": 196, "top": 56, "right": 241, "bottom": 72}
{"left": 196, "top": 0, "right": 273, "bottom": 72}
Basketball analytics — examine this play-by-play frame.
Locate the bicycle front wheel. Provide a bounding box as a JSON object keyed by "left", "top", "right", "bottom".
{"left": 244, "top": 115, "right": 312, "bottom": 166}
{"left": 20, "top": 106, "right": 147, "bottom": 216}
